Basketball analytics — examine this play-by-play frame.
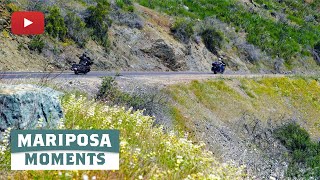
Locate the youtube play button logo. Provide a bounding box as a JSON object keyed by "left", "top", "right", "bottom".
{"left": 11, "top": 11, "right": 44, "bottom": 35}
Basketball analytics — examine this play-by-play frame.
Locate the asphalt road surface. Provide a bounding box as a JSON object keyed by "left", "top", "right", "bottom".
{"left": 0, "top": 71, "right": 217, "bottom": 79}
{"left": 0, "top": 71, "right": 288, "bottom": 80}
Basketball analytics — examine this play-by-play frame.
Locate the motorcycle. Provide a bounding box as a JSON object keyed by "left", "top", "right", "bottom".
{"left": 71, "top": 53, "right": 93, "bottom": 75}
{"left": 70, "top": 64, "right": 91, "bottom": 74}
{"left": 211, "top": 61, "right": 226, "bottom": 74}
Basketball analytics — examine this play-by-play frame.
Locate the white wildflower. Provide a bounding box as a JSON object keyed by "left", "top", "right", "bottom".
{"left": 37, "top": 118, "right": 44, "bottom": 129}
{"left": 58, "top": 119, "right": 65, "bottom": 129}
{"left": 82, "top": 174, "right": 89, "bottom": 180}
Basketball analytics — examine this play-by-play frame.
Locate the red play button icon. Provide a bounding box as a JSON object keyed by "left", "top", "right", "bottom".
{"left": 11, "top": 11, "right": 44, "bottom": 35}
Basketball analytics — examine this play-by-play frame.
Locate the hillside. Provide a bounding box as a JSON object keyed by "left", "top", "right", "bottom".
{"left": 1, "top": 0, "right": 320, "bottom": 73}
{"left": 167, "top": 76, "right": 320, "bottom": 179}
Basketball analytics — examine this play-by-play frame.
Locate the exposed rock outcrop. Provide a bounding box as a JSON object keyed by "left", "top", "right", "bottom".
{"left": 0, "top": 84, "right": 63, "bottom": 132}
{"left": 142, "top": 39, "right": 186, "bottom": 70}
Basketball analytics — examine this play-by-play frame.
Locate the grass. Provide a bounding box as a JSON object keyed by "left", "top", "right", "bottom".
{"left": 0, "top": 94, "right": 245, "bottom": 179}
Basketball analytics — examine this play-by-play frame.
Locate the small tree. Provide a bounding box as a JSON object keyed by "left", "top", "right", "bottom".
{"left": 65, "top": 12, "right": 90, "bottom": 48}
{"left": 85, "top": 0, "right": 111, "bottom": 49}
{"left": 28, "top": 35, "right": 45, "bottom": 53}
{"left": 171, "top": 18, "right": 194, "bottom": 44}
{"left": 201, "top": 28, "right": 224, "bottom": 55}
{"left": 45, "top": 6, "right": 67, "bottom": 40}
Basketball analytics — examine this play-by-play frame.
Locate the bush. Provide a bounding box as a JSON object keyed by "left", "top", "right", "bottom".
{"left": 96, "top": 77, "right": 166, "bottom": 115}
{"left": 28, "top": 36, "right": 45, "bottom": 53}
{"left": 85, "top": 0, "right": 111, "bottom": 49}
{"left": 45, "top": 6, "right": 67, "bottom": 40}
{"left": 275, "top": 123, "right": 320, "bottom": 178}
{"left": 275, "top": 123, "right": 310, "bottom": 151}
{"left": 170, "top": 18, "right": 194, "bottom": 44}
{"left": 201, "top": 28, "right": 224, "bottom": 55}
{"left": 116, "top": 0, "right": 134, "bottom": 12}
{"left": 5, "top": 3, "right": 20, "bottom": 13}
{"left": 26, "top": 0, "right": 47, "bottom": 11}
{"left": 65, "top": 12, "right": 90, "bottom": 48}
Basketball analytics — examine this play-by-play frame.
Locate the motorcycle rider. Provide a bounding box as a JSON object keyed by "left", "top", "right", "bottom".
{"left": 211, "top": 58, "right": 226, "bottom": 74}
{"left": 71, "top": 52, "right": 94, "bottom": 74}
{"left": 218, "top": 59, "right": 226, "bottom": 72}
{"left": 79, "top": 52, "right": 93, "bottom": 66}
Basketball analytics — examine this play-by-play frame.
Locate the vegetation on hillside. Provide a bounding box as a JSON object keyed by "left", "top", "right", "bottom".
{"left": 45, "top": 6, "right": 67, "bottom": 41}
{"left": 2, "top": 0, "right": 112, "bottom": 52}
{"left": 275, "top": 123, "right": 320, "bottom": 178}
{"left": 85, "top": 0, "right": 112, "bottom": 49}
{"left": 137, "top": 0, "right": 320, "bottom": 65}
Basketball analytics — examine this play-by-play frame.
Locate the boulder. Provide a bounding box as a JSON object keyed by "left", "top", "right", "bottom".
{"left": 0, "top": 84, "right": 63, "bottom": 132}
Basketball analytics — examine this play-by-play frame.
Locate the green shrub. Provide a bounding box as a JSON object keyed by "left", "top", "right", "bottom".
{"left": 275, "top": 123, "right": 320, "bottom": 178}
{"left": 85, "top": 0, "right": 111, "bottom": 49}
{"left": 116, "top": 0, "right": 134, "bottom": 12}
{"left": 28, "top": 36, "right": 45, "bottom": 53}
{"left": 45, "top": 6, "right": 67, "bottom": 40}
{"left": 171, "top": 18, "right": 194, "bottom": 44}
{"left": 96, "top": 77, "right": 167, "bottom": 116}
{"left": 201, "top": 28, "right": 224, "bottom": 55}
{"left": 5, "top": 2, "right": 20, "bottom": 13}
{"left": 65, "top": 12, "right": 90, "bottom": 48}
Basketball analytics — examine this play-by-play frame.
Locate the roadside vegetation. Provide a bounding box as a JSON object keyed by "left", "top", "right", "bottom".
{"left": 0, "top": 93, "right": 244, "bottom": 179}
{"left": 96, "top": 76, "right": 166, "bottom": 116}
{"left": 275, "top": 123, "right": 320, "bottom": 178}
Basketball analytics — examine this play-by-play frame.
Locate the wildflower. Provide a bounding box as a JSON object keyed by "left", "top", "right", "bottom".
{"left": 138, "top": 175, "right": 143, "bottom": 179}
{"left": 82, "top": 174, "right": 89, "bottom": 180}
{"left": 58, "top": 119, "right": 65, "bottom": 129}
{"left": 120, "top": 141, "right": 128, "bottom": 147}
{"left": 135, "top": 148, "right": 141, "bottom": 153}
{"left": 137, "top": 119, "right": 142, "bottom": 126}
{"left": 37, "top": 118, "right": 44, "bottom": 129}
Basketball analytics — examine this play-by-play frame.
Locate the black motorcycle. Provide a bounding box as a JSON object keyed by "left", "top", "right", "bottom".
{"left": 71, "top": 64, "right": 91, "bottom": 74}
{"left": 211, "top": 61, "right": 226, "bottom": 74}
{"left": 71, "top": 53, "right": 93, "bottom": 75}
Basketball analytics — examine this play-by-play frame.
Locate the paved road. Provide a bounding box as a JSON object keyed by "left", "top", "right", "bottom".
{"left": 0, "top": 71, "right": 218, "bottom": 79}
{"left": 0, "top": 71, "right": 290, "bottom": 81}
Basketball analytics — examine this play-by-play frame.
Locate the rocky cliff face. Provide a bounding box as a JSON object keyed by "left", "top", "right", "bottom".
{"left": 0, "top": 84, "right": 63, "bottom": 132}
